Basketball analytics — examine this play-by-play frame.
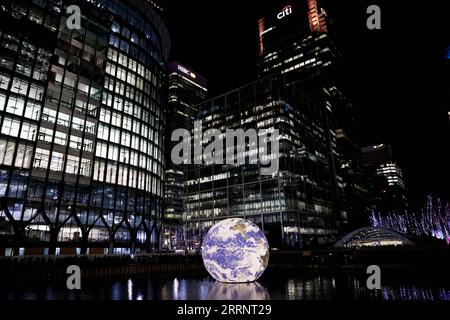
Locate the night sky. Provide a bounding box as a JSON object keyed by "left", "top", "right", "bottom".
{"left": 165, "top": 0, "right": 450, "bottom": 201}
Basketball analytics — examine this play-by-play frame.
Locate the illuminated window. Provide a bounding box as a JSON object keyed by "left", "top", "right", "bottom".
{"left": 66, "top": 155, "right": 79, "bottom": 175}
{"left": 69, "top": 135, "right": 82, "bottom": 150}
{"left": 15, "top": 144, "right": 33, "bottom": 169}
{"left": 11, "top": 78, "right": 29, "bottom": 95}
{"left": 1, "top": 117, "right": 20, "bottom": 137}
{"left": 20, "top": 122, "right": 37, "bottom": 141}
{"left": 24, "top": 101, "right": 41, "bottom": 120}
{"left": 6, "top": 96, "right": 25, "bottom": 116}
{"left": 50, "top": 151, "right": 64, "bottom": 172}
{"left": 54, "top": 131, "right": 67, "bottom": 146}
{"left": 0, "top": 93, "right": 6, "bottom": 111}
{"left": 33, "top": 148, "right": 50, "bottom": 170}
{"left": 57, "top": 112, "right": 70, "bottom": 127}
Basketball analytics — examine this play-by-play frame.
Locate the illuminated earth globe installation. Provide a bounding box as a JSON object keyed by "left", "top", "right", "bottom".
{"left": 201, "top": 218, "right": 270, "bottom": 283}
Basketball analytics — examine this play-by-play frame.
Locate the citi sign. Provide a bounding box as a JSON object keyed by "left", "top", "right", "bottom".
{"left": 277, "top": 5, "right": 293, "bottom": 20}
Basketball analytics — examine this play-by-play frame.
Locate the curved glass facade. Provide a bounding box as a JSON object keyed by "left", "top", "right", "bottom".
{"left": 334, "top": 227, "right": 415, "bottom": 248}
{"left": 0, "top": 0, "right": 170, "bottom": 255}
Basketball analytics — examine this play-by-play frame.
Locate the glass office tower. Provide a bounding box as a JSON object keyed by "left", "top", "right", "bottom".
{"left": 185, "top": 76, "right": 340, "bottom": 249}
{"left": 163, "top": 62, "right": 207, "bottom": 250}
{"left": 258, "top": 0, "right": 368, "bottom": 231}
{"left": 0, "top": 0, "right": 170, "bottom": 255}
{"left": 361, "top": 144, "right": 407, "bottom": 214}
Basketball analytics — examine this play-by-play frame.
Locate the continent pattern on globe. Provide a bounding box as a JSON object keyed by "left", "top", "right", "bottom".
{"left": 201, "top": 218, "right": 270, "bottom": 283}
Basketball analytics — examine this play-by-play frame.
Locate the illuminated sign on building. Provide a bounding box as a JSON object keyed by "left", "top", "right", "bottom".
{"left": 177, "top": 64, "right": 197, "bottom": 79}
{"left": 277, "top": 5, "right": 293, "bottom": 20}
{"left": 168, "top": 62, "right": 208, "bottom": 89}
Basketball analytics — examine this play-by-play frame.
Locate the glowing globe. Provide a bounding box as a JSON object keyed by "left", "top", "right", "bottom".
{"left": 201, "top": 218, "right": 270, "bottom": 283}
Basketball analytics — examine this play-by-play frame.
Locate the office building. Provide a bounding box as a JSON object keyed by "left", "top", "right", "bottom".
{"left": 163, "top": 62, "right": 207, "bottom": 249}
{"left": 361, "top": 144, "right": 407, "bottom": 213}
{"left": 185, "top": 76, "right": 342, "bottom": 249}
{"left": 0, "top": 0, "right": 170, "bottom": 255}
{"left": 258, "top": 0, "right": 367, "bottom": 230}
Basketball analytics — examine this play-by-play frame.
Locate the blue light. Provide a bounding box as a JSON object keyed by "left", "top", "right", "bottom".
{"left": 445, "top": 47, "right": 450, "bottom": 60}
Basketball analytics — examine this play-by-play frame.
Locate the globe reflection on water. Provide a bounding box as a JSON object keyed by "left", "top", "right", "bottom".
{"left": 206, "top": 282, "right": 270, "bottom": 300}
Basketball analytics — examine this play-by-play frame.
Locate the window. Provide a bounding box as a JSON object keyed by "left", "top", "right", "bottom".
{"left": 69, "top": 135, "right": 82, "bottom": 150}
{"left": 131, "top": 134, "right": 139, "bottom": 150}
{"left": 111, "top": 22, "right": 120, "bottom": 33}
{"left": 1, "top": 117, "right": 20, "bottom": 137}
{"left": 20, "top": 122, "right": 37, "bottom": 141}
{"left": 121, "top": 132, "right": 131, "bottom": 147}
{"left": 108, "top": 145, "right": 119, "bottom": 161}
{"left": 6, "top": 95, "right": 25, "bottom": 116}
{"left": 93, "top": 160, "right": 106, "bottom": 182}
{"left": 33, "top": 148, "right": 50, "bottom": 170}
{"left": 110, "top": 128, "right": 120, "bottom": 144}
{"left": 0, "top": 93, "right": 6, "bottom": 111}
{"left": 0, "top": 73, "right": 11, "bottom": 90}
{"left": 15, "top": 144, "right": 33, "bottom": 169}
{"left": 66, "top": 155, "right": 79, "bottom": 175}
{"left": 38, "top": 127, "right": 53, "bottom": 143}
{"left": 122, "top": 116, "right": 132, "bottom": 131}
{"left": 85, "top": 121, "right": 96, "bottom": 134}
{"left": 78, "top": 82, "right": 90, "bottom": 95}
{"left": 0, "top": 139, "right": 15, "bottom": 166}
{"left": 120, "top": 40, "right": 129, "bottom": 54}
{"left": 16, "top": 64, "right": 32, "bottom": 77}
{"left": 106, "top": 62, "right": 116, "bottom": 76}
{"left": 120, "top": 148, "right": 129, "bottom": 164}
{"left": 96, "top": 142, "right": 107, "bottom": 158}
{"left": 118, "top": 53, "right": 127, "bottom": 67}
{"left": 108, "top": 48, "right": 119, "bottom": 61}
{"left": 113, "top": 97, "right": 123, "bottom": 111}
{"left": 28, "top": 84, "right": 44, "bottom": 101}
{"left": 83, "top": 139, "right": 94, "bottom": 153}
{"left": 42, "top": 107, "right": 57, "bottom": 123}
{"left": 72, "top": 116, "right": 84, "bottom": 131}
{"left": 98, "top": 124, "right": 109, "bottom": 140}
{"left": 123, "top": 101, "right": 132, "bottom": 115}
{"left": 57, "top": 112, "right": 70, "bottom": 127}
{"left": 100, "top": 108, "right": 111, "bottom": 123}
{"left": 24, "top": 101, "right": 41, "bottom": 120}
{"left": 50, "top": 152, "right": 64, "bottom": 172}
{"left": 11, "top": 78, "right": 29, "bottom": 96}
{"left": 105, "top": 162, "right": 117, "bottom": 183}
{"left": 54, "top": 131, "right": 67, "bottom": 146}
{"left": 111, "top": 112, "right": 121, "bottom": 127}
{"left": 8, "top": 171, "right": 27, "bottom": 199}
{"left": 80, "top": 158, "right": 91, "bottom": 177}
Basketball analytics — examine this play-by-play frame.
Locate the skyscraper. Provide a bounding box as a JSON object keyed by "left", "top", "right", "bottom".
{"left": 185, "top": 76, "right": 341, "bottom": 249}
{"left": 257, "top": 0, "right": 367, "bottom": 231}
{"left": 0, "top": 0, "right": 170, "bottom": 256}
{"left": 361, "top": 144, "right": 407, "bottom": 214}
{"left": 163, "top": 62, "right": 207, "bottom": 249}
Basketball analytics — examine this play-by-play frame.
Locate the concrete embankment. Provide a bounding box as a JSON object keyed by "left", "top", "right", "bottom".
{"left": 1, "top": 247, "right": 449, "bottom": 284}
{"left": 0, "top": 254, "right": 204, "bottom": 284}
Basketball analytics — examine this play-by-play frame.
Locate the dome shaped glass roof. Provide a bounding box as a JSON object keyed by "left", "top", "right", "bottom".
{"left": 334, "top": 227, "right": 414, "bottom": 248}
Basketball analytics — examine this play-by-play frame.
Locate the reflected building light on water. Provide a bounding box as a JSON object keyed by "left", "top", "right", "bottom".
{"left": 173, "top": 278, "right": 179, "bottom": 300}
{"left": 381, "top": 286, "right": 450, "bottom": 301}
{"left": 198, "top": 281, "right": 211, "bottom": 300}
{"left": 206, "top": 282, "right": 270, "bottom": 300}
{"left": 439, "top": 289, "right": 450, "bottom": 300}
{"left": 127, "top": 279, "right": 133, "bottom": 301}
{"left": 111, "top": 282, "right": 121, "bottom": 300}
